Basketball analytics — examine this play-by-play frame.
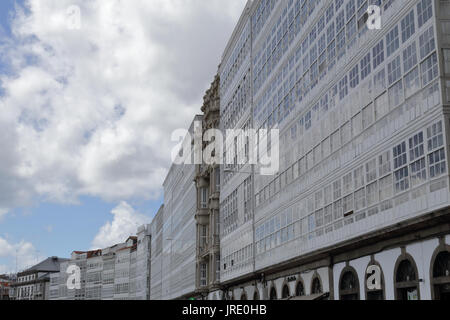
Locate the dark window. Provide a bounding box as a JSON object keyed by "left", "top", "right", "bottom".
{"left": 432, "top": 251, "right": 450, "bottom": 300}
{"left": 311, "top": 277, "right": 322, "bottom": 294}
{"left": 282, "top": 285, "right": 290, "bottom": 299}
{"left": 269, "top": 287, "right": 277, "bottom": 300}
{"left": 396, "top": 260, "right": 417, "bottom": 282}
{"left": 395, "top": 258, "right": 419, "bottom": 300}
{"left": 433, "top": 251, "right": 450, "bottom": 278}
{"left": 296, "top": 281, "right": 305, "bottom": 296}
{"left": 340, "top": 269, "right": 360, "bottom": 300}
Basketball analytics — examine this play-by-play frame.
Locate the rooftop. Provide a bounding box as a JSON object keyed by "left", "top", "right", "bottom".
{"left": 18, "top": 256, "right": 69, "bottom": 276}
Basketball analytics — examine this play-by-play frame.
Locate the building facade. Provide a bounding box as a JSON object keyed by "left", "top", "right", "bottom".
{"left": 136, "top": 224, "right": 152, "bottom": 300}
{"left": 86, "top": 250, "right": 103, "bottom": 300}
{"left": 150, "top": 205, "right": 164, "bottom": 300}
{"left": 11, "top": 257, "right": 68, "bottom": 300}
{"left": 48, "top": 232, "right": 151, "bottom": 300}
{"left": 216, "top": 0, "right": 255, "bottom": 301}
{"left": 7, "top": 0, "right": 450, "bottom": 302}
{"left": 160, "top": 116, "right": 201, "bottom": 300}
{"left": 195, "top": 75, "right": 222, "bottom": 298}
{"left": 113, "top": 237, "right": 136, "bottom": 300}
{"left": 0, "top": 275, "right": 12, "bottom": 300}
{"left": 215, "top": 0, "right": 450, "bottom": 301}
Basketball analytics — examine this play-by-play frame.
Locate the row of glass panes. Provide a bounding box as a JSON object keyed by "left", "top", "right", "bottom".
{"left": 253, "top": 0, "right": 323, "bottom": 100}
{"left": 222, "top": 72, "right": 251, "bottom": 130}
{"left": 221, "top": 22, "right": 251, "bottom": 96}
{"left": 222, "top": 244, "right": 253, "bottom": 274}
{"left": 114, "top": 283, "right": 129, "bottom": 294}
{"left": 281, "top": 27, "right": 436, "bottom": 160}
{"left": 252, "top": 0, "right": 278, "bottom": 43}
{"left": 254, "top": 120, "right": 446, "bottom": 255}
{"left": 253, "top": 0, "right": 433, "bottom": 133}
{"left": 252, "top": 0, "right": 384, "bottom": 114}
{"left": 255, "top": 23, "right": 436, "bottom": 177}
{"left": 86, "top": 271, "right": 102, "bottom": 282}
{"left": 255, "top": 78, "right": 441, "bottom": 211}
{"left": 221, "top": 189, "right": 238, "bottom": 236}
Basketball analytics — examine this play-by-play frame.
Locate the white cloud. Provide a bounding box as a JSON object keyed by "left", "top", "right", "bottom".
{"left": 0, "top": 0, "right": 246, "bottom": 210}
{"left": 0, "top": 236, "right": 42, "bottom": 273}
{"left": 91, "top": 201, "right": 150, "bottom": 249}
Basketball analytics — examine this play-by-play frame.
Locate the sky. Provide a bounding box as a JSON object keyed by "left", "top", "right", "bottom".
{"left": 0, "top": 0, "right": 247, "bottom": 274}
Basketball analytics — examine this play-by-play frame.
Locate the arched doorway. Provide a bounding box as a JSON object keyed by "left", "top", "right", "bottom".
{"left": 431, "top": 250, "right": 450, "bottom": 300}
{"left": 339, "top": 267, "right": 360, "bottom": 300}
{"left": 240, "top": 291, "right": 247, "bottom": 300}
{"left": 295, "top": 280, "right": 305, "bottom": 296}
{"left": 281, "top": 284, "right": 290, "bottom": 299}
{"left": 311, "top": 276, "right": 322, "bottom": 294}
{"left": 269, "top": 287, "right": 277, "bottom": 300}
{"left": 394, "top": 254, "right": 420, "bottom": 300}
{"left": 253, "top": 289, "right": 260, "bottom": 300}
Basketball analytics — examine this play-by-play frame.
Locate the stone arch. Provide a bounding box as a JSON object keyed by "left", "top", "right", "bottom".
{"left": 339, "top": 265, "right": 360, "bottom": 300}
{"left": 269, "top": 283, "right": 278, "bottom": 300}
{"left": 281, "top": 280, "right": 291, "bottom": 299}
{"left": 295, "top": 275, "right": 306, "bottom": 296}
{"left": 253, "top": 288, "right": 260, "bottom": 300}
{"left": 393, "top": 251, "right": 421, "bottom": 300}
{"left": 240, "top": 290, "right": 248, "bottom": 300}
{"left": 310, "top": 271, "right": 323, "bottom": 295}
{"left": 429, "top": 239, "right": 450, "bottom": 300}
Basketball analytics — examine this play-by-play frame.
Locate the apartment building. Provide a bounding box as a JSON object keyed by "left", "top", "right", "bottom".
{"left": 7, "top": 0, "right": 450, "bottom": 302}
{"left": 150, "top": 205, "right": 164, "bottom": 300}
{"left": 113, "top": 237, "right": 136, "bottom": 300}
{"left": 216, "top": 0, "right": 255, "bottom": 301}
{"left": 159, "top": 116, "right": 201, "bottom": 300}
{"left": 86, "top": 250, "right": 103, "bottom": 300}
{"left": 0, "top": 275, "right": 12, "bottom": 300}
{"left": 49, "top": 272, "right": 60, "bottom": 300}
{"left": 194, "top": 75, "right": 222, "bottom": 298}
{"left": 136, "top": 224, "right": 152, "bottom": 300}
{"left": 129, "top": 244, "right": 138, "bottom": 299}
{"left": 101, "top": 245, "right": 121, "bottom": 300}
{"left": 56, "top": 260, "right": 69, "bottom": 300}
{"left": 11, "top": 256, "right": 68, "bottom": 300}
{"left": 48, "top": 232, "right": 151, "bottom": 300}
{"left": 216, "top": 0, "right": 450, "bottom": 301}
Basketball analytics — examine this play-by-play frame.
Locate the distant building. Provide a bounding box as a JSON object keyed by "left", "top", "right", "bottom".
{"left": 150, "top": 205, "right": 164, "bottom": 300}
{"left": 86, "top": 249, "right": 103, "bottom": 300}
{"left": 0, "top": 275, "right": 13, "bottom": 300}
{"left": 136, "top": 224, "right": 152, "bottom": 300}
{"left": 48, "top": 232, "right": 152, "bottom": 300}
{"left": 113, "top": 237, "right": 137, "bottom": 300}
{"left": 11, "top": 257, "right": 68, "bottom": 300}
{"left": 157, "top": 115, "right": 202, "bottom": 300}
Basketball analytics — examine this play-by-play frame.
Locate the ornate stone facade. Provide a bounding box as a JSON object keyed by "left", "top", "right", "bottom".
{"left": 195, "top": 75, "right": 221, "bottom": 296}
